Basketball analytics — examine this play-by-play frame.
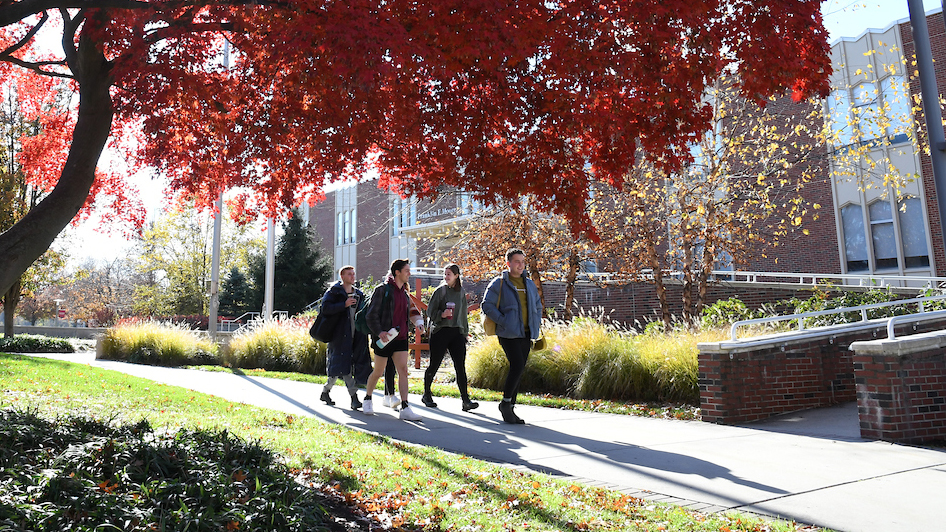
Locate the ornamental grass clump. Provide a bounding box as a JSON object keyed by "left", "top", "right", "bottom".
{"left": 467, "top": 319, "right": 723, "bottom": 404}
{"left": 223, "top": 319, "right": 326, "bottom": 374}
{"left": 99, "top": 321, "right": 217, "bottom": 366}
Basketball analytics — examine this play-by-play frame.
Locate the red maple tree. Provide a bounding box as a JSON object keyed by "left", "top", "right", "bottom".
{"left": 0, "top": 0, "right": 832, "bottom": 298}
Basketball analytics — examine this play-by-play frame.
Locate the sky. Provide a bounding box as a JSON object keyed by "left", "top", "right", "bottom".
{"left": 57, "top": 0, "right": 946, "bottom": 264}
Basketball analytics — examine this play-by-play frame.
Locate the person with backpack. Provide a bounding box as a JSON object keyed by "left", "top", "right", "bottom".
{"left": 422, "top": 264, "right": 478, "bottom": 412}
{"left": 481, "top": 248, "right": 542, "bottom": 424}
{"left": 318, "top": 265, "right": 368, "bottom": 410}
{"left": 361, "top": 259, "right": 426, "bottom": 421}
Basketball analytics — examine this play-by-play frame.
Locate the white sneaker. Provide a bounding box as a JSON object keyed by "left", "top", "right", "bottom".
{"left": 382, "top": 395, "right": 398, "bottom": 409}
{"left": 362, "top": 399, "right": 374, "bottom": 415}
{"left": 399, "top": 404, "right": 422, "bottom": 421}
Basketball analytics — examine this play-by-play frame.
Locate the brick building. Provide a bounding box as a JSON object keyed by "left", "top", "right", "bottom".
{"left": 305, "top": 8, "right": 946, "bottom": 322}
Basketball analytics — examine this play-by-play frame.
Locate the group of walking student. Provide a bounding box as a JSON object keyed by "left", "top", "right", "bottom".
{"left": 318, "top": 248, "right": 542, "bottom": 424}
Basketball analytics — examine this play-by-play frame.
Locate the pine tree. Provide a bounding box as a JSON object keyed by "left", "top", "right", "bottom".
{"left": 218, "top": 267, "right": 251, "bottom": 318}
{"left": 249, "top": 210, "right": 333, "bottom": 316}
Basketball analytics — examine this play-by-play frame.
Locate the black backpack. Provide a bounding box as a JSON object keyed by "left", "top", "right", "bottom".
{"left": 353, "top": 283, "right": 390, "bottom": 336}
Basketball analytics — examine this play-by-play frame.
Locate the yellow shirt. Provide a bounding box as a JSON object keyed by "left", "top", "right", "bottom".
{"left": 508, "top": 275, "right": 529, "bottom": 334}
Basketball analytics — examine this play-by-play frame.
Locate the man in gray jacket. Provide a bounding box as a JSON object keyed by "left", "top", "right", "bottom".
{"left": 481, "top": 248, "right": 542, "bottom": 424}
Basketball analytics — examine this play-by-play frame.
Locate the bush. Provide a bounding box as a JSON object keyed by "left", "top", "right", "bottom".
{"left": 700, "top": 297, "right": 754, "bottom": 329}
{"left": 0, "top": 408, "right": 333, "bottom": 531}
{"left": 466, "top": 319, "right": 723, "bottom": 404}
{"left": 0, "top": 334, "right": 74, "bottom": 354}
{"left": 99, "top": 322, "right": 218, "bottom": 366}
{"left": 222, "top": 319, "right": 327, "bottom": 374}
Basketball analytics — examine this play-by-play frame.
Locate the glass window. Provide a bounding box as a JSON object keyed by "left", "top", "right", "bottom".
{"left": 869, "top": 200, "right": 898, "bottom": 269}
{"left": 393, "top": 199, "right": 402, "bottom": 234}
{"left": 841, "top": 204, "right": 869, "bottom": 272}
{"left": 827, "top": 89, "right": 853, "bottom": 146}
{"left": 336, "top": 212, "right": 343, "bottom": 246}
{"left": 349, "top": 208, "right": 356, "bottom": 244}
{"left": 881, "top": 75, "right": 911, "bottom": 140}
{"left": 344, "top": 210, "right": 351, "bottom": 244}
{"left": 898, "top": 197, "right": 930, "bottom": 269}
{"left": 853, "top": 81, "right": 883, "bottom": 141}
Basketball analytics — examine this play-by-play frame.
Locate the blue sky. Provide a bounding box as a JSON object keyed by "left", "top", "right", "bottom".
{"left": 822, "top": 0, "right": 943, "bottom": 42}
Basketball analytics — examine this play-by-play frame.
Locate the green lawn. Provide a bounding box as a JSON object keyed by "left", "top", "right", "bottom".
{"left": 0, "top": 353, "right": 825, "bottom": 532}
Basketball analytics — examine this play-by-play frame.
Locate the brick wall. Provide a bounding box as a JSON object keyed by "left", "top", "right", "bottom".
{"left": 699, "top": 336, "right": 859, "bottom": 424}
{"left": 852, "top": 335, "right": 946, "bottom": 443}
{"left": 700, "top": 319, "right": 946, "bottom": 428}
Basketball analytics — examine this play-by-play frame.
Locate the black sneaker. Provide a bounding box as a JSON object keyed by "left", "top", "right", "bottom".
{"left": 499, "top": 401, "right": 523, "bottom": 424}
{"left": 350, "top": 395, "right": 362, "bottom": 410}
{"left": 461, "top": 400, "right": 479, "bottom": 412}
{"left": 320, "top": 391, "right": 335, "bottom": 406}
{"left": 421, "top": 394, "right": 438, "bottom": 408}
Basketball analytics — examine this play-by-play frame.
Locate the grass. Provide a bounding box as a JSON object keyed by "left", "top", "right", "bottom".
{"left": 221, "top": 319, "right": 327, "bottom": 374}
{"left": 0, "top": 353, "right": 824, "bottom": 532}
{"left": 98, "top": 321, "right": 217, "bottom": 366}
{"left": 467, "top": 320, "right": 725, "bottom": 405}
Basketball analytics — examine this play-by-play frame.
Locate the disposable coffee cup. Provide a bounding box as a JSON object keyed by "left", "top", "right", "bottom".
{"left": 445, "top": 302, "right": 456, "bottom": 319}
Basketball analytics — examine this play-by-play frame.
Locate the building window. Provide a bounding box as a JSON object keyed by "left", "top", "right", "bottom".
{"left": 869, "top": 200, "right": 898, "bottom": 270}
{"left": 336, "top": 212, "right": 343, "bottom": 246}
{"left": 881, "top": 75, "right": 911, "bottom": 141}
{"left": 827, "top": 89, "right": 854, "bottom": 146}
{"left": 852, "top": 81, "right": 883, "bottom": 141}
{"left": 841, "top": 204, "right": 869, "bottom": 272}
{"left": 392, "top": 197, "right": 417, "bottom": 235}
{"left": 898, "top": 197, "right": 930, "bottom": 269}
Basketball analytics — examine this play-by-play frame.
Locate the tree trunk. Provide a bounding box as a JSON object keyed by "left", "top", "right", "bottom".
{"left": 653, "top": 270, "right": 671, "bottom": 331}
{"left": 562, "top": 248, "right": 580, "bottom": 321}
{"left": 0, "top": 31, "right": 113, "bottom": 298}
{"left": 2, "top": 278, "right": 20, "bottom": 338}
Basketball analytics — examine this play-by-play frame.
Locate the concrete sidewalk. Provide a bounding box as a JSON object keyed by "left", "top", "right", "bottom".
{"left": 24, "top": 352, "right": 946, "bottom": 532}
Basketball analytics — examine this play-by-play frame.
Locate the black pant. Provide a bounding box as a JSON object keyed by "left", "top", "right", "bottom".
{"left": 425, "top": 327, "right": 470, "bottom": 400}
{"left": 498, "top": 337, "right": 531, "bottom": 403}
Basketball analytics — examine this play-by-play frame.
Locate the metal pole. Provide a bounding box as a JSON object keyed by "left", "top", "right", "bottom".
{"left": 209, "top": 193, "right": 223, "bottom": 339}
{"left": 908, "top": 0, "right": 946, "bottom": 270}
{"left": 264, "top": 217, "right": 276, "bottom": 319}
{"left": 209, "top": 39, "right": 230, "bottom": 339}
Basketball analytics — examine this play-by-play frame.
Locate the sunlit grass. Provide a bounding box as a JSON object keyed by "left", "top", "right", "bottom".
{"left": 0, "top": 354, "right": 824, "bottom": 532}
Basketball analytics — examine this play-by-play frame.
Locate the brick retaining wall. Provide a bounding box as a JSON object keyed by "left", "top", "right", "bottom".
{"left": 850, "top": 333, "right": 946, "bottom": 443}
{"left": 698, "top": 319, "right": 946, "bottom": 428}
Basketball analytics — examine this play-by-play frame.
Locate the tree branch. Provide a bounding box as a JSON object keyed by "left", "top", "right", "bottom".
{"left": 0, "top": 55, "right": 72, "bottom": 78}
{"left": 0, "top": 10, "right": 47, "bottom": 56}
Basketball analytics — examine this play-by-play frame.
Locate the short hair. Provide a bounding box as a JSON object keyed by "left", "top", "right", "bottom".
{"left": 338, "top": 265, "right": 355, "bottom": 277}
{"left": 506, "top": 248, "right": 525, "bottom": 262}
{"left": 390, "top": 259, "right": 410, "bottom": 276}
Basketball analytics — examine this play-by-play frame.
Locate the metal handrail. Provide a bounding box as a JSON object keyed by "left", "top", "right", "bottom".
{"left": 886, "top": 310, "right": 946, "bottom": 340}
{"left": 730, "top": 293, "right": 946, "bottom": 341}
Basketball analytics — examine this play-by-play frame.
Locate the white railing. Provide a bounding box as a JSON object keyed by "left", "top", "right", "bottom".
{"left": 581, "top": 269, "right": 946, "bottom": 287}
{"left": 729, "top": 293, "right": 946, "bottom": 341}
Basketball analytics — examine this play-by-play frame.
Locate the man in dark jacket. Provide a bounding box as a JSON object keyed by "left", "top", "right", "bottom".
{"left": 319, "top": 265, "right": 368, "bottom": 410}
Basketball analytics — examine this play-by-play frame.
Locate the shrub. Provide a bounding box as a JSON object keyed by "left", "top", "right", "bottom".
{"left": 222, "top": 319, "right": 326, "bottom": 374}
{"left": 0, "top": 408, "right": 333, "bottom": 531}
{"left": 0, "top": 334, "right": 74, "bottom": 354}
{"left": 467, "top": 319, "right": 723, "bottom": 404}
{"left": 99, "top": 321, "right": 217, "bottom": 366}
{"left": 700, "top": 297, "right": 754, "bottom": 329}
